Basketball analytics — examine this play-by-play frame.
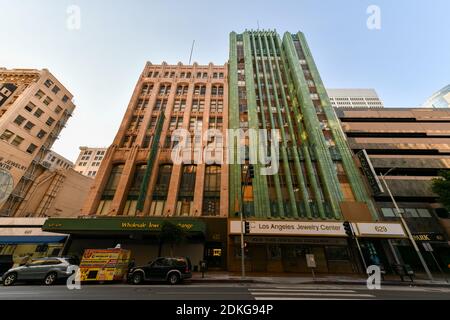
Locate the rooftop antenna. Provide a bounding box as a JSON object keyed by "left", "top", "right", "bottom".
{"left": 188, "top": 40, "right": 195, "bottom": 65}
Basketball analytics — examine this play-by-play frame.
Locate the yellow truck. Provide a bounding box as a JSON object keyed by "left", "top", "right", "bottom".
{"left": 79, "top": 248, "right": 131, "bottom": 282}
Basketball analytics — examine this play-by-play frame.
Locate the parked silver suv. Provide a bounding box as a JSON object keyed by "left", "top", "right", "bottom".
{"left": 2, "top": 257, "right": 79, "bottom": 286}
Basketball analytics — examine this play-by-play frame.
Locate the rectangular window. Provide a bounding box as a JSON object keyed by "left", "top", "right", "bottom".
{"left": 52, "top": 85, "right": 61, "bottom": 95}
{"left": 43, "top": 96, "right": 53, "bottom": 106}
{"left": 34, "top": 108, "right": 44, "bottom": 118}
{"left": 25, "top": 102, "right": 36, "bottom": 112}
{"left": 37, "top": 130, "right": 47, "bottom": 139}
{"left": 62, "top": 95, "right": 69, "bottom": 103}
{"left": 381, "top": 208, "right": 395, "bottom": 217}
{"left": 35, "top": 90, "right": 45, "bottom": 99}
{"left": 26, "top": 143, "right": 38, "bottom": 154}
{"left": 44, "top": 79, "right": 54, "bottom": 88}
{"left": 24, "top": 121, "right": 35, "bottom": 131}
{"left": 0, "top": 130, "right": 14, "bottom": 142}
{"left": 14, "top": 115, "right": 26, "bottom": 126}
{"left": 46, "top": 117, "right": 55, "bottom": 126}
{"left": 11, "top": 135, "right": 24, "bottom": 147}
{"left": 55, "top": 105, "right": 63, "bottom": 114}
{"left": 417, "top": 209, "right": 432, "bottom": 218}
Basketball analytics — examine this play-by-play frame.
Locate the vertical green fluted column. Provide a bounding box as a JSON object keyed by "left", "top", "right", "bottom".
{"left": 276, "top": 34, "right": 325, "bottom": 219}
{"left": 297, "top": 32, "right": 379, "bottom": 219}
{"left": 254, "top": 32, "right": 285, "bottom": 217}
{"left": 283, "top": 32, "right": 343, "bottom": 219}
{"left": 269, "top": 33, "right": 312, "bottom": 219}
{"left": 243, "top": 31, "right": 271, "bottom": 218}
{"left": 262, "top": 31, "right": 298, "bottom": 218}
{"left": 250, "top": 32, "right": 283, "bottom": 217}
{"left": 228, "top": 32, "right": 242, "bottom": 216}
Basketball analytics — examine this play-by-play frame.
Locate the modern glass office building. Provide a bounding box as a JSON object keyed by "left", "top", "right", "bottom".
{"left": 423, "top": 84, "right": 450, "bottom": 108}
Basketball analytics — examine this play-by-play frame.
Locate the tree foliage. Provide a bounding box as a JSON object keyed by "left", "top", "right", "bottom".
{"left": 157, "top": 221, "right": 186, "bottom": 256}
{"left": 431, "top": 171, "right": 450, "bottom": 211}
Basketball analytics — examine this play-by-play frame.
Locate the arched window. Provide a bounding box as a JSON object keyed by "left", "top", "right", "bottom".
{"left": 176, "top": 84, "right": 189, "bottom": 95}
{"left": 211, "top": 85, "right": 224, "bottom": 96}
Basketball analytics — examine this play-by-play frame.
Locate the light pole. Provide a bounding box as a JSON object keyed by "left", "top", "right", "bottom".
{"left": 238, "top": 165, "right": 251, "bottom": 280}
{"left": 380, "top": 168, "right": 434, "bottom": 281}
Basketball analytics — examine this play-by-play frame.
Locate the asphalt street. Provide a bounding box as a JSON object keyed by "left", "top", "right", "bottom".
{"left": 0, "top": 283, "right": 449, "bottom": 300}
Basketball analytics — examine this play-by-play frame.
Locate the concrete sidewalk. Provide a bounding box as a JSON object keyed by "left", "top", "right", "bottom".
{"left": 189, "top": 271, "right": 450, "bottom": 287}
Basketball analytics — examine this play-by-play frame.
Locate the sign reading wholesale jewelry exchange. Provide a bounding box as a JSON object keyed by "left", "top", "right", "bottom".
{"left": 229, "top": 220, "right": 407, "bottom": 238}
{"left": 43, "top": 217, "right": 206, "bottom": 234}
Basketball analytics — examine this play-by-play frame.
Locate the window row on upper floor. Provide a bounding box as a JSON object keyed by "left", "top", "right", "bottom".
{"left": 146, "top": 70, "right": 224, "bottom": 80}
{"left": 140, "top": 83, "right": 225, "bottom": 96}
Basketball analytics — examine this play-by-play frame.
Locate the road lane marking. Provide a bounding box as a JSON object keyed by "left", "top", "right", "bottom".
{"left": 251, "top": 292, "right": 375, "bottom": 297}
{"left": 249, "top": 289, "right": 356, "bottom": 293}
{"left": 254, "top": 297, "right": 372, "bottom": 300}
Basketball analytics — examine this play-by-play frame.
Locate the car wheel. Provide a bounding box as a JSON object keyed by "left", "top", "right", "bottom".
{"left": 132, "top": 272, "right": 144, "bottom": 285}
{"left": 44, "top": 272, "right": 57, "bottom": 286}
{"left": 3, "top": 273, "right": 17, "bottom": 286}
{"left": 168, "top": 272, "right": 180, "bottom": 285}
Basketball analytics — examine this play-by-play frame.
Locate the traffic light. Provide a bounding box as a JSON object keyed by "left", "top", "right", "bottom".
{"left": 248, "top": 165, "right": 255, "bottom": 179}
{"left": 244, "top": 221, "right": 250, "bottom": 234}
{"left": 343, "top": 221, "right": 353, "bottom": 238}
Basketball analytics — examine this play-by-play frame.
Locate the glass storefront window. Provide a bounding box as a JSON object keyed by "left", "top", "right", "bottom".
{"left": 381, "top": 208, "right": 395, "bottom": 217}
{"left": 325, "top": 246, "right": 349, "bottom": 261}
{"left": 404, "top": 208, "right": 419, "bottom": 218}
{"left": 417, "top": 208, "right": 432, "bottom": 218}
{"left": 268, "top": 245, "right": 281, "bottom": 260}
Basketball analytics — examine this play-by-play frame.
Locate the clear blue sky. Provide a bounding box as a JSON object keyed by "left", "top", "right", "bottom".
{"left": 1, "top": 0, "right": 449, "bottom": 161}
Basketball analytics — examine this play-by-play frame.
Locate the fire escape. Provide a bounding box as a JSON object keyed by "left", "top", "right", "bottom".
{"left": 0, "top": 109, "right": 72, "bottom": 217}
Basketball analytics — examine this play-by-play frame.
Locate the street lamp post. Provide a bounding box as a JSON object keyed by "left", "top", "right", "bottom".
{"left": 380, "top": 169, "right": 434, "bottom": 281}
{"left": 238, "top": 165, "right": 251, "bottom": 280}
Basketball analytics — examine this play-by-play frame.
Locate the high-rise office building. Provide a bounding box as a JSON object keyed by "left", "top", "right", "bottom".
{"left": 74, "top": 146, "right": 107, "bottom": 177}
{"left": 327, "top": 88, "right": 384, "bottom": 108}
{"left": 0, "top": 68, "right": 75, "bottom": 216}
{"left": 226, "top": 30, "right": 398, "bottom": 273}
{"left": 336, "top": 107, "right": 450, "bottom": 270}
{"left": 82, "top": 62, "right": 229, "bottom": 218}
{"left": 423, "top": 84, "right": 450, "bottom": 108}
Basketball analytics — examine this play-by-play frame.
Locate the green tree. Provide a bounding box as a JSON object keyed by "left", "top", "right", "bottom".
{"left": 431, "top": 171, "right": 450, "bottom": 211}
{"left": 157, "top": 222, "right": 186, "bottom": 257}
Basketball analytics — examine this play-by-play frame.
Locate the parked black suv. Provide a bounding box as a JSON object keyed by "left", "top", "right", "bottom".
{"left": 128, "top": 257, "right": 192, "bottom": 285}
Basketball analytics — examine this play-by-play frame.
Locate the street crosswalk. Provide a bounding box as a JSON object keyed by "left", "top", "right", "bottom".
{"left": 248, "top": 286, "right": 376, "bottom": 300}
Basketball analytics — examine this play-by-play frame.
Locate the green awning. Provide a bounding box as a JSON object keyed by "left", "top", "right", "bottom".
{"left": 42, "top": 217, "right": 206, "bottom": 234}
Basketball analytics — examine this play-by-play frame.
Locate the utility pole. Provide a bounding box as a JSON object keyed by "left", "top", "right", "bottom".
{"left": 235, "top": 165, "right": 249, "bottom": 280}
{"left": 380, "top": 171, "right": 434, "bottom": 281}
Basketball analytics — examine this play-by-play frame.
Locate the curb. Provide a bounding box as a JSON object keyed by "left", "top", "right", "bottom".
{"left": 188, "top": 278, "right": 450, "bottom": 288}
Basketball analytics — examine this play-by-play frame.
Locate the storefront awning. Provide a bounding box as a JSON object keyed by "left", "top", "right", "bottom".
{"left": 42, "top": 217, "right": 206, "bottom": 235}
{"left": 0, "top": 236, "right": 67, "bottom": 244}
{"left": 0, "top": 228, "right": 68, "bottom": 244}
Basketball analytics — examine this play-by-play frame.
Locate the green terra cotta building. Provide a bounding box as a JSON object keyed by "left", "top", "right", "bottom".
{"left": 226, "top": 30, "right": 407, "bottom": 274}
